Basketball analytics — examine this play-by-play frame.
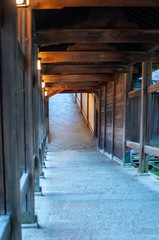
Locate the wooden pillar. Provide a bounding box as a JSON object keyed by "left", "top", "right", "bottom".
{"left": 123, "top": 69, "right": 133, "bottom": 164}
{"left": 75, "top": 93, "right": 77, "bottom": 103}
{"left": 139, "top": 62, "right": 152, "bottom": 173}
{"left": 1, "top": 0, "right": 21, "bottom": 238}
{"left": 33, "top": 46, "right": 40, "bottom": 192}
{"left": 87, "top": 93, "right": 89, "bottom": 126}
{"left": 111, "top": 81, "right": 115, "bottom": 160}
{"left": 98, "top": 90, "right": 101, "bottom": 150}
{"left": 22, "top": 6, "right": 35, "bottom": 223}
{"left": 80, "top": 93, "right": 83, "bottom": 113}
{"left": 103, "top": 85, "right": 107, "bottom": 152}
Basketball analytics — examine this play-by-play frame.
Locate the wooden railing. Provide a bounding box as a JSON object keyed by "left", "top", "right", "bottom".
{"left": 128, "top": 82, "right": 159, "bottom": 99}
{"left": 126, "top": 140, "right": 159, "bottom": 158}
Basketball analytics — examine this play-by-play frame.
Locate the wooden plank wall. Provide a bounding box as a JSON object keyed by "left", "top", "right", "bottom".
{"left": 114, "top": 74, "right": 125, "bottom": 160}
{"left": 105, "top": 82, "right": 114, "bottom": 155}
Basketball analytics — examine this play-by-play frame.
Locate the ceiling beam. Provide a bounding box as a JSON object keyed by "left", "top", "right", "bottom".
{"left": 31, "top": 0, "right": 159, "bottom": 9}
{"left": 33, "top": 29, "right": 159, "bottom": 45}
{"left": 41, "top": 64, "right": 137, "bottom": 74}
{"left": 39, "top": 51, "right": 159, "bottom": 63}
{"left": 45, "top": 86, "right": 100, "bottom": 91}
{"left": 42, "top": 74, "right": 114, "bottom": 83}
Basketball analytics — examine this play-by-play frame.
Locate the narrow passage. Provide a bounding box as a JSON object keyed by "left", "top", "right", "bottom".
{"left": 23, "top": 94, "right": 159, "bottom": 240}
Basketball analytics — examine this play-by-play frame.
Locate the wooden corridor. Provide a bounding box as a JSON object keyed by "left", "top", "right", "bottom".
{"left": 1, "top": 0, "right": 159, "bottom": 239}
{"left": 22, "top": 94, "right": 159, "bottom": 240}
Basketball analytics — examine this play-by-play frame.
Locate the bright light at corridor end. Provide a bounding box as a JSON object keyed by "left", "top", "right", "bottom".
{"left": 16, "top": 0, "right": 29, "bottom": 7}
{"left": 42, "top": 81, "right": 45, "bottom": 89}
{"left": 37, "top": 58, "right": 41, "bottom": 71}
{"left": 45, "top": 91, "right": 47, "bottom": 97}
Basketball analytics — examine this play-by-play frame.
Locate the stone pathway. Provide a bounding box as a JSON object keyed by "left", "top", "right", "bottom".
{"left": 23, "top": 94, "right": 159, "bottom": 240}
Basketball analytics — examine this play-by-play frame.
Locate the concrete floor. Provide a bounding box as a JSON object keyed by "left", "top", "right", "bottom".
{"left": 23, "top": 94, "right": 159, "bottom": 240}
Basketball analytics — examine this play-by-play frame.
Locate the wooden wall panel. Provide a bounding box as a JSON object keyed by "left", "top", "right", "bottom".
{"left": 105, "top": 81, "right": 113, "bottom": 154}
{"left": 114, "top": 75, "right": 125, "bottom": 160}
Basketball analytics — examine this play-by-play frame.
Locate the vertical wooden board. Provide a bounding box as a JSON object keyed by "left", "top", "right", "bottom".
{"left": 114, "top": 74, "right": 125, "bottom": 160}
{"left": 0, "top": 29, "right": 5, "bottom": 213}
{"left": 149, "top": 94, "right": 159, "bottom": 147}
{"left": 105, "top": 81, "right": 113, "bottom": 154}
{"left": 131, "top": 96, "right": 141, "bottom": 142}
{"left": 100, "top": 86, "right": 105, "bottom": 150}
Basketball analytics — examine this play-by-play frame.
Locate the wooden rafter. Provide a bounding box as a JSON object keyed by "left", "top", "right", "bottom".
{"left": 47, "top": 89, "right": 64, "bottom": 98}
{"left": 45, "top": 86, "right": 100, "bottom": 91}
{"left": 33, "top": 29, "right": 159, "bottom": 44}
{"left": 39, "top": 51, "right": 159, "bottom": 64}
{"left": 31, "top": 0, "right": 159, "bottom": 9}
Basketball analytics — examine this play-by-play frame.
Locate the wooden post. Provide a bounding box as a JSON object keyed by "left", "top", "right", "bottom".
{"left": 103, "top": 85, "right": 107, "bottom": 152}
{"left": 98, "top": 90, "right": 101, "bottom": 150}
{"left": 123, "top": 69, "right": 133, "bottom": 164}
{"left": 1, "top": 0, "right": 21, "bottom": 238}
{"left": 75, "top": 93, "right": 77, "bottom": 103}
{"left": 22, "top": 6, "right": 35, "bottom": 223}
{"left": 87, "top": 93, "right": 89, "bottom": 126}
{"left": 80, "top": 93, "right": 83, "bottom": 113}
{"left": 139, "top": 62, "right": 152, "bottom": 173}
{"left": 111, "top": 81, "right": 115, "bottom": 160}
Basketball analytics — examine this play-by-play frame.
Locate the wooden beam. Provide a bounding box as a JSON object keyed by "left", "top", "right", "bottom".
{"left": 41, "top": 64, "right": 137, "bottom": 75}
{"left": 111, "top": 81, "right": 115, "bottom": 160}
{"left": 45, "top": 86, "right": 99, "bottom": 91}
{"left": 42, "top": 74, "right": 114, "bottom": 83}
{"left": 147, "top": 83, "right": 159, "bottom": 93}
{"left": 47, "top": 90, "right": 63, "bottom": 98}
{"left": 31, "top": 0, "right": 159, "bottom": 9}
{"left": 39, "top": 51, "right": 159, "bottom": 64}
{"left": 87, "top": 93, "right": 89, "bottom": 126}
{"left": 33, "top": 29, "right": 159, "bottom": 44}
{"left": 144, "top": 145, "right": 159, "bottom": 158}
{"left": 126, "top": 140, "right": 140, "bottom": 150}
{"left": 128, "top": 89, "right": 141, "bottom": 98}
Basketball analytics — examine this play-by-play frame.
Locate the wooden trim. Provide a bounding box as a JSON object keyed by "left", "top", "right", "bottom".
{"left": 31, "top": 0, "right": 159, "bottom": 9}
{"left": 18, "top": 41, "right": 25, "bottom": 70}
{"left": 147, "top": 83, "right": 159, "bottom": 93}
{"left": 103, "top": 85, "right": 106, "bottom": 152}
{"left": 128, "top": 89, "right": 141, "bottom": 98}
{"left": 126, "top": 141, "right": 140, "bottom": 150}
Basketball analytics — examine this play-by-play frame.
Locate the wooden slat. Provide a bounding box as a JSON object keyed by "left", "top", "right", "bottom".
{"left": 126, "top": 140, "right": 140, "bottom": 150}
{"left": 128, "top": 89, "right": 141, "bottom": 98}
{"left": 33, "top": 29, "right": 159, "bottom": 44}
{"left": 147, "top": 83, "right": 159, "bottom": 93}
{"left": 39, "top": 51, "right": 159, "bottom": 64}
{"left": 144, "top": 145, "right": 159, "bottom": 158}
{"left": 43, "top": 74, "right": 114, "bottom": 83}
{"left": 18, "top": 41, "right": 25, "bottom": 70}
{"left": 60, "top": 90, "right": 98, "bottom": 93}
{"left": 41, "top": 64, "right": 135, "bottom": 75}
{"left": 31, "top": 0, "right": 159, "bottom": 9}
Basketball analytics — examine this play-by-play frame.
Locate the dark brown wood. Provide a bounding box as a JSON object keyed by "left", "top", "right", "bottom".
{"left": 41, "top": 64, "right": 135, "bottom": 75}
{"left": 123, "top": 70, "right": 133, "bottom": 164}
{"left": 139, "top": 62, "right": 152, "bottom": 173}
{"left": 80, "top": 93, "right": 82, "bottom": 113}
{"left": 103, "top": 86, "right": 106, "bottom": 152}
{"left": 128, "top": 89, "right": 141, "bottom": 98}
{"left": 45, "top": 86, "right": 100, "bottom": 91}
{"left": 39, "top": 51, "right": 159, "bottom": 64}
{"left": 47, "top": 90, "right": 63, "bottom": 98}
{"left": 43, "top": 74, "right": 114, "bottom": 83}
{"left": 33, "top": 29, "right": 159, "bottom": 44}
{"left": 147, "top": 83, "right": 159, "bottom": 93}
{"left": 98, "top": 91, "right": 101, "bottom": 150}
{"left": 18, "top": 40, "right": 25, "bottom": 70}
{"left": 31, "top": 0, "right": 159, "bottom": 9}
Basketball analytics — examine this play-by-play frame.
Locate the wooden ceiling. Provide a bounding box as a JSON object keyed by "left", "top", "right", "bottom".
{"left": 31, "top": 2, "right": 159, "bottom": 96}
